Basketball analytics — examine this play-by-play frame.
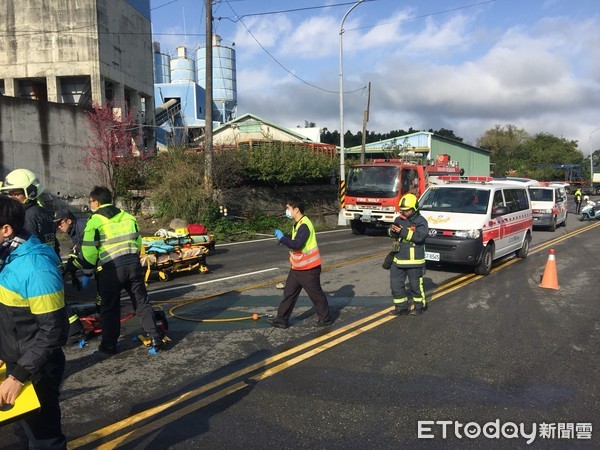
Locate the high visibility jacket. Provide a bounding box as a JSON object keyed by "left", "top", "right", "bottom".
{"left": 0, "top": 235, "right": 68, "bottom": 382}
{"left": 289, "top": 216, "right": 322, "bottom": 270}
{"left": 574, "top": 190, "right": 582, "bottom": 201}
{"left": 81, "top": 204, "right": 141, "bottom": 269}
{"left": 388, "top": 211, "right": 429, "bottom": 267}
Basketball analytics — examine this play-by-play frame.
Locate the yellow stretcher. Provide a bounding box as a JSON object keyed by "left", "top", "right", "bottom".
{"left": 140, "top": 233, "right": 214, "bottom": 283}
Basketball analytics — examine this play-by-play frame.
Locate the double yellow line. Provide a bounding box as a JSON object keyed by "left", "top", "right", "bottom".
{"left": 68, "top": 222, "right": 600, "bottom": 448}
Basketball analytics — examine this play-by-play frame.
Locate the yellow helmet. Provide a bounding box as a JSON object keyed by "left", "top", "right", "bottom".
{"left": 1, "top": 168, "right": 43, "bottom": 200}
{"left": 399, "top": 193, "right": 418, "bottom": 210}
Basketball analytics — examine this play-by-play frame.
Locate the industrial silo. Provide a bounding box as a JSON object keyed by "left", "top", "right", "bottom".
{"left": 170, "top": 46, "right": 196, "bottom": 84}
{"left": 196, "top": 35, "right": 237, "bottom": 123}
{"left": 153, "top": 42, "right": 171, "bottom": 84}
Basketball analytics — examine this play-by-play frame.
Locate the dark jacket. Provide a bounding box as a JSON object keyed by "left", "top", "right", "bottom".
{"left": 24, "top": 201, "right": 58, "bottom": 253}
{"left": 388, "top": 211, "right": 429, "bottom": 267}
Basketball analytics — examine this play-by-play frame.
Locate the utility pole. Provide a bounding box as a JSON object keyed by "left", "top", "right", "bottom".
{"left": 204, "top": 0, "right": 213, "bottom": 193}
{"left": 360, "top": 81, "right": 371, "bottom": 164}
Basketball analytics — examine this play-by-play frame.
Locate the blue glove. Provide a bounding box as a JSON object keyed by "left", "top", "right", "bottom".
{"left": 274, "top": 229, "right": 284, "bottom": 240}
{"left": 81, "top": 275, "right": 92, "bottom": 289}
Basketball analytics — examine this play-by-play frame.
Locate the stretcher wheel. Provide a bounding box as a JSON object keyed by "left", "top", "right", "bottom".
{"left": 158, "top": 271, "right": 171, "bottom": 282}
{"left": 198, "top": 265, "right": 209, "bottom": 274}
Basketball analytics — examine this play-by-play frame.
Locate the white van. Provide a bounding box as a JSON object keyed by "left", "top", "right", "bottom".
{"left": 419, "top": 180, "right": 533, "bottom": 275}
{"left": 528, "top": 185, "right": 568, "bottom": 231}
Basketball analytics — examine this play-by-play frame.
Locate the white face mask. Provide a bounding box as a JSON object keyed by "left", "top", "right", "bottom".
{"left": 285, "top": 209, "right": 293, "bottom": 219}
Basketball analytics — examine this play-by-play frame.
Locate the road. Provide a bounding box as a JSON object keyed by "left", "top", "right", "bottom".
{"left": 1, "top": 205, "right": 599, "bottom": 449}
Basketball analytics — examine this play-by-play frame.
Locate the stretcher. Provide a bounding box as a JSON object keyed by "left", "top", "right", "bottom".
{"left": 140, "top": 230, "right": 214, "bottom": 283}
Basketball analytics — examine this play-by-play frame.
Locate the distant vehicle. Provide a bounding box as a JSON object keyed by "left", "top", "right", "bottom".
{"left": 528, "top": 185, "right": 568, "bottom": 231}
{"left": 419, "top": 178, "right": 533, "bottom": 275}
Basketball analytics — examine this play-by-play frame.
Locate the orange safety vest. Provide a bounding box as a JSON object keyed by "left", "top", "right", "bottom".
{"left": 289, "top": 216, "right": 322, "bottom": 270}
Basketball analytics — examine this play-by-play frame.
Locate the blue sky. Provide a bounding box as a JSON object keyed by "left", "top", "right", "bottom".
{"left": 150, "top": 0, "right": 600, "bottom": 151}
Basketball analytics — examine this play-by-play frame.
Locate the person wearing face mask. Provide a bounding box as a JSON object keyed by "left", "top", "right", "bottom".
{"left": 65, "top": 186, "right": 164, "bottom": 354}
{"left": 387, "top": 193, "right": 429, "bottom": 316}
{"left": 271, "top": 196, "right": 333, "bottom": 329}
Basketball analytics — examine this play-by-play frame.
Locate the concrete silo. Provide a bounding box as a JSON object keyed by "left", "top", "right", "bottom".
{"left": 171, "top": 46, "right": 196, "bottom": 84}
{"left": 153, "top": 42, "right": 171, "bottom": 84}
{"left": 196, "top": 35, "right": 237, "bottom": 123}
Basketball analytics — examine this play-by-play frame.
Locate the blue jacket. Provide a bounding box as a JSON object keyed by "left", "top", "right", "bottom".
{"left": 0, "top": 234, "right": 68, "bottom": 382}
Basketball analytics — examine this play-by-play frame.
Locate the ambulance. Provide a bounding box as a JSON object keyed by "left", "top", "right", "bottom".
{"left": 418, "top": 178, "right": 533, "bottom": 275}
{"left": 528, "top": 184, "right": 568, "bottom": 231}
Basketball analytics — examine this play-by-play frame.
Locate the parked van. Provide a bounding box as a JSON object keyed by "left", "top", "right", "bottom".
{"left": 419, "top": 179, "right": 533, "bottom": 275}
{"left": 528, "top": 184, "right": 568, "bottom": 231}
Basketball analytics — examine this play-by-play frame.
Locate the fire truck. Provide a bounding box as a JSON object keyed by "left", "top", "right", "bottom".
{"left": 342, "top": 153, "right": 463, "bottom": 234}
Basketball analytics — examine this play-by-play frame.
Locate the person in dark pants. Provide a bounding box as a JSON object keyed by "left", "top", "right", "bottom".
{"left": 67, "top": 186, "right": 163, "bottom": 354}
{"left": 271, "top": 196, "right": 333, "bottom": 329}
{"left": 388, "top": 193, "right": 429, "bottom": 316}
{"left": 0, "top": 196, "right": 69, "bottom": 449}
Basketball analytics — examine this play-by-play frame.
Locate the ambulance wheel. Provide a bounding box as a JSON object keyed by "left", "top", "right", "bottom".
{"left": 475, "top": 243, "right": 493, "bottom": 276}
{"left": 562, "top": 213, "right": 567, "bottom": 227}
{"left": 350, "top": 220, "right": 367, "bottom": 235}
{"left": 548, "top": 217, "right": 556, "bottom": 232}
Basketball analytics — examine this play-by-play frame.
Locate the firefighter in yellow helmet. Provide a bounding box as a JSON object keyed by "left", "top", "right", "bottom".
{"left": 0, "top": 169, "right": 58, "bottom": 254}
{"left": 387, "top": 193, "right": 429, "bottom": 316}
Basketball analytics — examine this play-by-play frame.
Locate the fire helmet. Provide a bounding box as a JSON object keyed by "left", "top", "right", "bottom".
{"left": 398, "top": 193, "right": 418, "bottom": 211}
{"left": 1, "top": 168, "right": 43, "bottom": 200}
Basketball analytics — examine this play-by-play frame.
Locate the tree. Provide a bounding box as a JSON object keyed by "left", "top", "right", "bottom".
{"left": 477, "top": 124, "right": 530, "bottom": 176}
{"left": 85, "top": 100, "right": 135, "bottom": 198}
{"left": 513, "top": 133, "right": 582, "bottom": 180}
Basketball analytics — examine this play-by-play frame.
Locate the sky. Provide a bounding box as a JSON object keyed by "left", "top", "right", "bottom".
{"left": 149, "top": 0, "right": 600, "bottom": 152}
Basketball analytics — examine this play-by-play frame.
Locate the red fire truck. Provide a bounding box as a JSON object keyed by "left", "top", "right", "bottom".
{"left": 342, "top": 154, "right": 463, "bottom": 234}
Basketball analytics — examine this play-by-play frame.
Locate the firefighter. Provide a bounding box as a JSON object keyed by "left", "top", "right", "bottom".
{"left": 574, "top": 187, "right": 583, "bottom": 214}
{"left": 0, "top": 168, "right": 58, "bottom": 255}
{"left": 388, "top": 193, "right": 429, "bottom": 316}
{"left": 66, "top": 186, "right": 164, "bottom": 354}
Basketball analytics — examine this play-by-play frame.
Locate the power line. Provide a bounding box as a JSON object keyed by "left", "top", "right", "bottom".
{"left": 224, "top": 0, "right": 365, "bottom": 95}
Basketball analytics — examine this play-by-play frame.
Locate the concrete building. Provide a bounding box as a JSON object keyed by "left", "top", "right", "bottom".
{"left": 0, "top": 0, "right": 155, "bottom": 149}
{"left": 346, "top": 131, "right": 491, "bottom": 176}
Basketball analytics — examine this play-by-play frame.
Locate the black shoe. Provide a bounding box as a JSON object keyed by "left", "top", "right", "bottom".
{"left": 96, "top": 344, "right": 117, "bottom": 356}
{"left": 315, "top": 319, "right": 334, "bottom": 327}
{"left": 389, "top": 307, "right": 409, "bottom": 316}
{"left": 270, "top": 319, "right": 288, "bottom": 329}
{"left": 410, "top": 308, "right": 423, "bottom": 316}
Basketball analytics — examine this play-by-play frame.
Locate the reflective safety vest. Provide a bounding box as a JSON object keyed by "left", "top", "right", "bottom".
{"left": 81, "top": 207, "right": 141, "bottom": 267}
{"left": 289, "top": 216, "right": 322, "bottom": 270}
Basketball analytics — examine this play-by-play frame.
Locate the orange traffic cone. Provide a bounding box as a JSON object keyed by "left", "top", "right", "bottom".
{"left": 538, "top": 248, "right": 560, "bottom": 290}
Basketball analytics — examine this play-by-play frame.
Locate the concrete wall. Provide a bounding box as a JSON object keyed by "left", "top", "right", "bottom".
{"left": 0, "top": 95, "right": 102, "bottom": 200}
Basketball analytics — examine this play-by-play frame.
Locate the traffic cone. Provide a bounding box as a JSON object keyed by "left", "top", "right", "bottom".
{"left": 538, "top": 248, "right": 560, "bottom": 290}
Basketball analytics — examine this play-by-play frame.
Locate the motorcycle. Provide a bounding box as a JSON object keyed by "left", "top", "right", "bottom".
{"left": 579, "top": 198, "right": 600, "bottom": 221}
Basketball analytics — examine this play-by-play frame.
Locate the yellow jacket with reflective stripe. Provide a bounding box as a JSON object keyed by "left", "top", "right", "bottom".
{"left": 289, "top": 216, "right": 322, "bottom": 270}
{"left": 81, "top": 204, "right": 141, "bottom": 268}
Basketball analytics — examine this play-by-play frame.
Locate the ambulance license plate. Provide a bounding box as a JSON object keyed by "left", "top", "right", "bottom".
{"left": 425, "top": 251, "right": 440, "bottom": 261}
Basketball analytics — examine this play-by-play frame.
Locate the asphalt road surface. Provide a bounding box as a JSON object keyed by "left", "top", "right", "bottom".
{"left": 1, "top": 201, "right": 599, "bottom": 449}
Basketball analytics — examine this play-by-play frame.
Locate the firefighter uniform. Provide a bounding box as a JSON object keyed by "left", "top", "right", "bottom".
{"left": 273, "top": 201, "right": 332, "bottom": 328}
{"left": 388, "top": 193, "right": 429, "bottom": 316}
{"left": 75, "top": 201, "right": 162, "bottom": 353}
